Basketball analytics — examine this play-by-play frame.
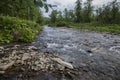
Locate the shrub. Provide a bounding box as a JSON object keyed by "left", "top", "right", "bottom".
{"left": 56, "top": 21, "right": 68, "bottom": 27}
{"left": 0, "top": 31, "right": 13, "bottom": 43}
{"left": 0, "top": 16, "right": 42, "bottom": 43}
{"left": 18, "top": 28, "right": 35, "bottom": 42}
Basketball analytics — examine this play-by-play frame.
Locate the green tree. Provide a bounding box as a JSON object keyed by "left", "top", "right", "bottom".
{"left": 49, "top": 10, "right": 58, "bottom": 23}
{"left": 0, "top": 0, "right": 47, "bottom": 22}
{"left": 57, "top": 11, "right": 63, "bottom": 21}
{"left": 111, "top": 0, "right": 119, "bottom": 23}
{"left": 64, "top": 8, "right": 69, "bottom": 21}
{"left": 95, "top": 0, "right": 120, "bottom": 24}
{"left": 83, "top": 0, "right": 93, "bottom": 22}
{"left": 75, "top": 0, "right": 82, "bottom": 23}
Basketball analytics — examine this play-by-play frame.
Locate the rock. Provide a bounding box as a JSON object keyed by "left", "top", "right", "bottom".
{"left": 11, "top": 45, "right": 19, "bottom": 49}
{"left": 22, "top": 53, "right": 31, "bottom": 61}
{"left": 0, "top": 71, "right": 5, "bottom": 74}
{"left": 52, "top": 58, "right": 74, "bottom": 69}
{"left": 86, "top": 50, "right": 92, "bottom": 53}
{"left": 109, "top": 46, "right": 120, "bottom": 53}
{"left": 0, "top": 45, "right": 75, "bottom": 76}
{"left": 91, "top": 47, "right": 102, "bottom": 52}
{"left": 0, "top": 61, "right": 15, "bottom": 70}
{"left": 0, "top": 47, "right": 4, "bottom": 55}
{"left": 0, "top": 47, "right": 4, "bottom": 50}
{"left": 28, "top": 46, "right": 38, "bottom": 50}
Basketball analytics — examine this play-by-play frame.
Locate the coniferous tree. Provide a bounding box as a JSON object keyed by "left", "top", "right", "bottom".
{"left": 49, "top": 10, "right": 58, "bottom": 23}
{"left": 83, "top": 0, "right": 93, "bottom": 22}
{"left": 75, "top": 0, "right": 82, "bottom": 23}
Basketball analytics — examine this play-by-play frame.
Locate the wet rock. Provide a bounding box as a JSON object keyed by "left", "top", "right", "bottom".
{"left": 91, "top": 47, "right": 102, "bottom": 53}
{"left": 86, "top": 50, "right": 92, "bottom": 53}
{"left": 109, "top": 46, "right": 120, "bottom": 53}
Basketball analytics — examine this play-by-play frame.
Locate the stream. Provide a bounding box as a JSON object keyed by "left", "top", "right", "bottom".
{"left": 2, "top": 26, "right": 120, "bottom": 80}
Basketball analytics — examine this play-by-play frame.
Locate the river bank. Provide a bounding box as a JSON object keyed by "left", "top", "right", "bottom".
{"left": 0, "top": 26, "right": 120, "bottom": 80}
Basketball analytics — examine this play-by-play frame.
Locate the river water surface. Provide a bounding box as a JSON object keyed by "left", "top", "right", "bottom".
{"left": 4, "top": 26, "right": 120, "bottom": 80}
{"left": 31, "top": 26, "right": 120, "bottom": 80}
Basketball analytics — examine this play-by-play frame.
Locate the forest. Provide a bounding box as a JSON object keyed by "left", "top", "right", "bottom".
{"left": 0, "top": 0, "right": 46, "bottom": 43}
{"left": 48, "top": 0, "right": 120, "bottom": 33}
{"left": 0, "top": 0, "right": 120, "bottom": 43}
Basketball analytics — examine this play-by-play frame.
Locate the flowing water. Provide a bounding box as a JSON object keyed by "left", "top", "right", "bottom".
{"left": 32, "top": 26, "right": 120, "bottom": 80}
{"left": 3, "top": 26, "right": 120, "bottom": 80}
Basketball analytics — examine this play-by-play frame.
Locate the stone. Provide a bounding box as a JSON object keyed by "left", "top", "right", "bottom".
{"left": 0, "top": 47, "right": 4, "bottom": 50}
{"left": 0, "top": 71, "right": 5, "bottom": 74}
{"left": 52, "top": 58, "right": 74, "bottom": 69}
{"left": 0, "top": 61, "right": 15, "bottom": 70}
{"left": 91, "top": 47, "right": 102, "bottom": 52}
{"left": 22, "top": 53, "right": 31, "bottom": 61}
{"left": 28, "top": 46, "right": 38, "bottom": 50}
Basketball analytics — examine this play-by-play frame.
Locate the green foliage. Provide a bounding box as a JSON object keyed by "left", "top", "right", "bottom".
{"left": 75, "top": 0, "right": 82, "bottom": 23}
{"left": 0, "top": 30, "right": 13, "bottom": 43}
{"left": 70, "top": 22, "right": 120, "bottom": 34}
{"left": 18, "top": 28, "right": 35, "bottom": 42}
{"left": 96, "top": 0, "right": 120, "bottom": 24}
{"left": 56, "top": 21, "right": 68, "bottom": 27}
{"left": 49, "top": 0, "right": 120, "bottom": 25}
{"left": 0, "top": 16, "right": 42, "bottom": 43}
{"left": 49, "top": 10, "right": 58, "bottom": 23}
{"left": 0, "top": 0, "right": 45, "bottom": 22}
{"left": 83, "top": 0, "right": 93, "bottom": 22}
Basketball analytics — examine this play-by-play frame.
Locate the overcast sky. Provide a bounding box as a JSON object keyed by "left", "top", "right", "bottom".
{"left": 42, "top": 0, "right": 119, "bottom": 17}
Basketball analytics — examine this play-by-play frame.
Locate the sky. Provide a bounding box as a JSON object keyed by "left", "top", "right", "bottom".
{"left": 42, "top": 0, "right": 120, "bottom": 17}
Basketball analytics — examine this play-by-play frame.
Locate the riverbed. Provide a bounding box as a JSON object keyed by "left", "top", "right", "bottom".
{"left": 1, "top": 26, "right": 120, "bottom": 80}
{"left": 32, "top": 26, "right": 120, "bottom": 80}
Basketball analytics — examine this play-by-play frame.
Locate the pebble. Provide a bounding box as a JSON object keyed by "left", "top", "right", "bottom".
{"left": 0, "top": 45, "right": 74, "bottom": 75}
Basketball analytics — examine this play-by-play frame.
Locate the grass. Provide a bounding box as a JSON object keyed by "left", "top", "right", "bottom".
{"left": 68, "top": 22, "right": 120, "bottom": 34}
{"left": 48, "top": 21, "right": 120, "bottom": 34}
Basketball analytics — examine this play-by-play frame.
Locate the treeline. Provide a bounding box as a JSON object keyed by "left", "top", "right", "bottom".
{"left": 49, "top": 0, "right": 120, "bottom": 24}
{"left": 0, "top": 0, "right": 49, "bottom": 24}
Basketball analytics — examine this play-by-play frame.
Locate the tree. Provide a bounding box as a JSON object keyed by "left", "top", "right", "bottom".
{"left": 111, "top": 0, "right": 119, "bottom": 23}
{"left": 83, "top": 0, "right": 93, "bottom": 22}
{"left": 49, "top": 10, "right": 58, "bottom": 23}
{"left": 64, "top": 8, "right": 69, "bottom": 21}
{"left": 0, "top": 0, "right": 47, "bottom": 23}
{"left": 75, "top": 0, "right": 82, "bottom": 23}
{"left": 57, "top": 11, "right": 63, "bottom": 21}
{"left": 95, "top": 0, "right": 120, "bottom": 24}
{"left": 68, "top": 10, "right": 75, "bottom": 22}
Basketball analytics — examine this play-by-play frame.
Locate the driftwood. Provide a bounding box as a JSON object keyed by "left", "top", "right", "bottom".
{"left": 52, "top": 58, "right": 73, "bottom": 69}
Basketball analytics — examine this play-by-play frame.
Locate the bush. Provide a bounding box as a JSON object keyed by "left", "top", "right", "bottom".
{"left": 18, "top": 28, "right": 35, "bottom": 42}
{"left": 0, "top": 16, "right": 42, "bottom": 43}
{"left": 56, "top": 21, "right": 68, "bottom": 27}
{"left": 0, "top": 30, "right": 13, "bottom": 43}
